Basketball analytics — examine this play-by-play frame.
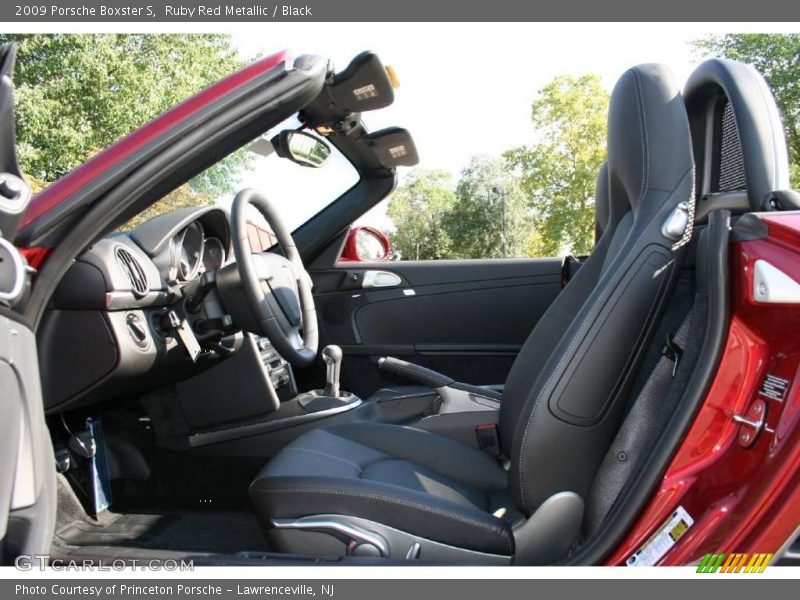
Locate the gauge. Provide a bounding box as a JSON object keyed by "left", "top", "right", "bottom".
{"left": 174, "top": 222, "right": 204, "bottom": 281}
{"left": 201, "top": 236, "right": 226, "bottom": 273}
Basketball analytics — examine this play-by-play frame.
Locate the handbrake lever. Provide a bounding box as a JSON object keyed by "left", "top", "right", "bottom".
{"left": 377, "top": 356, "right": 454, "bottom": 388}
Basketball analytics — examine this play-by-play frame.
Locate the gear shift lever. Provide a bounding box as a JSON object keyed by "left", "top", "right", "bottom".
{"left": 322, "top": 345, "right": 343, "bottom": 397}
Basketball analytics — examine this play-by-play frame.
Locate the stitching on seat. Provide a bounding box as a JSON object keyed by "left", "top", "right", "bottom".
{"left": 262, "top": 486, "right": 512, "bottom": 553}
{"left": 633, "top": 69, "right": 650, "bottom": 211}
{"left": 281, "top": 447, "right": 364, "bottom": 474}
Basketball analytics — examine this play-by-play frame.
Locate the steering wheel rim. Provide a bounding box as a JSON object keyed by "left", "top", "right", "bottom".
{"left": 230, "top": 189, "right": 318, "bottom": 367}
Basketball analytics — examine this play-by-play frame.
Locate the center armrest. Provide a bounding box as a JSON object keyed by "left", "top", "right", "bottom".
{"left": 376, "top": 356, "right": 502, "bottom": 414}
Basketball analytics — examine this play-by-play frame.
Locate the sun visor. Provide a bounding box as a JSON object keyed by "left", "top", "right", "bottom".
{"left": 365, "top": 128, "right": 419, "bottom": 168}
{"left": 327, "top": 51, "right": 395, "bottom": 113}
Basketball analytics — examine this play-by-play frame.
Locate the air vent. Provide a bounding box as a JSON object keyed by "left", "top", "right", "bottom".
{"left": 115, "top": 246, "right": 149, "bottom": 296}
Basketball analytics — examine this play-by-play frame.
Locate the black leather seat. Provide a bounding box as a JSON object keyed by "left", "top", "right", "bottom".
{"left": 250, "top": 63, "right": 696, "bottom": 563}
{"left": 251, "top": 422, "right": 520, "bottom": 555}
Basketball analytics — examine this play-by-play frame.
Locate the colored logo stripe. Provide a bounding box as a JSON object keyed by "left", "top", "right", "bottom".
{"left": 696, "top": 553, "right": 773, "bottom": 573}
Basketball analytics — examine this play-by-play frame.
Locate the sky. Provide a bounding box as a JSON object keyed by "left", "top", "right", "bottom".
{"left": 234, "top": 23, "right": 706, "bottom": 175}
{"left": 226, "top": 23, "right": 712, "bottom": 230}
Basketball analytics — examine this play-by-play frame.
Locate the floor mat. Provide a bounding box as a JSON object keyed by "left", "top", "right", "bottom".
{"left": 56, "top": 510, "right": 269, "bottom": 553}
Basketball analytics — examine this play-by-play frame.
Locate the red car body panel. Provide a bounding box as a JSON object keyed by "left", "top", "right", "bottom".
{"left": 19, "top": 50, "right": 291, "bottom": 232}
{"left": 609, "top": 213, "right": 800, "bottom": 565}
{"left": 339, "top": 226, "right": 392, "bottom": 262}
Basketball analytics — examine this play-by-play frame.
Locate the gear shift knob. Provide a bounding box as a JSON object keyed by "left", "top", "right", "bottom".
{"left": 322, "top": 345, "right": 343, "bottom": 397}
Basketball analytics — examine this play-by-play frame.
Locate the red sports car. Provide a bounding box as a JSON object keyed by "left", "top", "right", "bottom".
{"left": 1, "top": 42, "right": 799, "bottom": 567}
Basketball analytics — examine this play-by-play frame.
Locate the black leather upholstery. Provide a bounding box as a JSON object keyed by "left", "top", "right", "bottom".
{"left": 501, "top": 64, "right": 693, "bottom": 512}
{"left": 250, "top": 64, "right": 695, "bottom": 558}
{"left": 250, "top": 422, "right": 518, "bottom": 554}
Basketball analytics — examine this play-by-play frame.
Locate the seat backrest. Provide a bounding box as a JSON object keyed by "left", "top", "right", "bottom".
{"left": 499, "top": 64, "right": 695, "bottom": 516}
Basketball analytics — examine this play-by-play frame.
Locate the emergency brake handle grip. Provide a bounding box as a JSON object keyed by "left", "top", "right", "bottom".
{"left": 377, "top": 356, "right": 454, "bottom": 388}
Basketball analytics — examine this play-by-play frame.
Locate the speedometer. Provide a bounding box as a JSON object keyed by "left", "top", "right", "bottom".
{"left": 176, "top": 222, "right": 204, "bottom": 281}
{"left": 201, "top": 237, "right": 226, "bottom": 273}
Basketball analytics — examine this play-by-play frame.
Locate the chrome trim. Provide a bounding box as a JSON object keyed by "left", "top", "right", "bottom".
{"left": 0, "top": 237, "right": 27, "bottom": 304}
{"left": 272, "top": 516, "right": 390, "bottom": 557}
{"left": 362, "top": 270, "right": 401, "bottom": 288}
{"left": 188, "top": 397, "right": 362, "bottom": 448}
{"left": 405, "top": 542, "right": 422, "bottom": 560}
{"left": 733, "top": 399, "right": 767, "bottom": 448}
{"left": 661, "top": 201, "right": 690, "bottom": 241}
{"left": 0, "top": 172, "right": 31, "bottom": 217}
{"left": 270, "top": 514, "right": 511, "bottom": 563}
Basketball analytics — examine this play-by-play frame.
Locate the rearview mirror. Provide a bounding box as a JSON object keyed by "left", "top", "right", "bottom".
{"left": 271, "top": 130, "right": 332, "bottom": 168}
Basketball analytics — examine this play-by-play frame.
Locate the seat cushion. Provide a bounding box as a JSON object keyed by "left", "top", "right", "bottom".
{"left": 250, "top": 422, "right": 516, "bottom": 554}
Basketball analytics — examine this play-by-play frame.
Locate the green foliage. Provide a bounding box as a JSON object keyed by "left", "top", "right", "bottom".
{"left": 0, "top": 33, "right": 249, "bottom": 201}
{"left": 386, "top": 159, "right": 531, "bottom": 260}
{"left": 444, "top": 156, "right": 531, "bottom": 259}
{"left": 695, "top": 34, "right": 800, "bottom": 185}
{"left": 387, "top": 75, "right": 608, "bottom": 260}
{"left": 505, "top": 74, "right": 609, "bottom": 256}
{"left": 387, "top": 170, "right": 456, "bottom": 260}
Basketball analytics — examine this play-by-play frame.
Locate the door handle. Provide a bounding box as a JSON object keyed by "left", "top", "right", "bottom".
{"left": 362, "top": 270, "right": 402, "bottom": 288}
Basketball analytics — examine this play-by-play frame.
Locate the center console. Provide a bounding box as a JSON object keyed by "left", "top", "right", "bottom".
{"left": 168, "top": 336, "right": 496, "bottom": 455}
{"left": 254, "top": 334, "right": 296, "bottom": 400}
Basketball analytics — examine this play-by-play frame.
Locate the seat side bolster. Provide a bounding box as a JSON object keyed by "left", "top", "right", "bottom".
{"left": 250, "top": 475, "right": 513, "bottom": 555}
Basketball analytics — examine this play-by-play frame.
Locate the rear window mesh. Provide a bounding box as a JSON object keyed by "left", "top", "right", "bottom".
{"left": 716, "top": 101, "right": 747, "bottom": 192}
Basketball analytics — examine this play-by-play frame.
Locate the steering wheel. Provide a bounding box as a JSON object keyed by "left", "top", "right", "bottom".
{"left": 229, "top": 189, "right": 318, "bottom": 367}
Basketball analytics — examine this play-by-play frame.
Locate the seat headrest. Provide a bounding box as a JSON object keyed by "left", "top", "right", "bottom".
{"left": 607, "top": 64, "right": 693, "bottom": 216}
{"left": 683, "top": 58, "right": 790, "bottom": 211}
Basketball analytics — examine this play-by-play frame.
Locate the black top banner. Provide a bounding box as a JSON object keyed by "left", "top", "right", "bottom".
{"left": 3, "top": 0, "right": 800, "bottom": 22}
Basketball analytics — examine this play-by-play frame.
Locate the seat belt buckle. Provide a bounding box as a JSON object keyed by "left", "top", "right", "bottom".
{"left": 476, "top": 423, "right": 501, "bottom": 457}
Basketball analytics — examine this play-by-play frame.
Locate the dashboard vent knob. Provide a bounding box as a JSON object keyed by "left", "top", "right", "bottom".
{"left": 115, "top": 246, "right": 149, "bottom": 297}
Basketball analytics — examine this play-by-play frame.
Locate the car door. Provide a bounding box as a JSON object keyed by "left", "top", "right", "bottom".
{"left": 0, "top": 42, "right": 55, "bottom": 565}
{"left": 308, "top": 247, "right": 565, "bottom": 398}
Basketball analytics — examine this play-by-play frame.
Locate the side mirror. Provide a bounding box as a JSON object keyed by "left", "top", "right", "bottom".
{"left": 341, "top": 226, "right": 391, "bottom": 262}
{"left": 271, "top": 130, "right": 332, "bottom": 168}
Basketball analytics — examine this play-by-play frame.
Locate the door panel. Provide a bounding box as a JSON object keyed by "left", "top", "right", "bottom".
{"left": 309, "top": 258, "right": 564, "bottom": 397}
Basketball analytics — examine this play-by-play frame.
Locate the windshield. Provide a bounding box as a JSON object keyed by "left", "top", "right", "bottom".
{"left": 120, "top": 115, "right": 360, "bottom": 232}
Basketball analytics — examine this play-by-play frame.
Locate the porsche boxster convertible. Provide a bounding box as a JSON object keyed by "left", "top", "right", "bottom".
{"left": 1, "top": 43, "right": 799, "bottom": 566}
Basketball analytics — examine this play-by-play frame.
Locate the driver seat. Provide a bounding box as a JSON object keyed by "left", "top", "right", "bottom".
{"left": 250, "top": 64, "right": 696, "bottom": 563}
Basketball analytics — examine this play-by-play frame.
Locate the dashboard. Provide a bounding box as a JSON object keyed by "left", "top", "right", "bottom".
{"left": 39, "top": 206, "right": 243, "bottom": 412}
{"left": 130, "top": 206, "right": 231, "bottom": 291}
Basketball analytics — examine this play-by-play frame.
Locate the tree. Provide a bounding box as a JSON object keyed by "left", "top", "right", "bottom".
{"left": 505, "top": 74, "right": 609, "bottom": 256}
{"left": 443, "top": 155, "right": 531, "bottom": 259}
{"left": 0, "top": 34, "right": 249, "bottom": 201}
{"left": 694, "top": 34, "right": 800, "bottom": 185}
{"left": 386, "top": 170, "right": 456, "bottom": 260}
